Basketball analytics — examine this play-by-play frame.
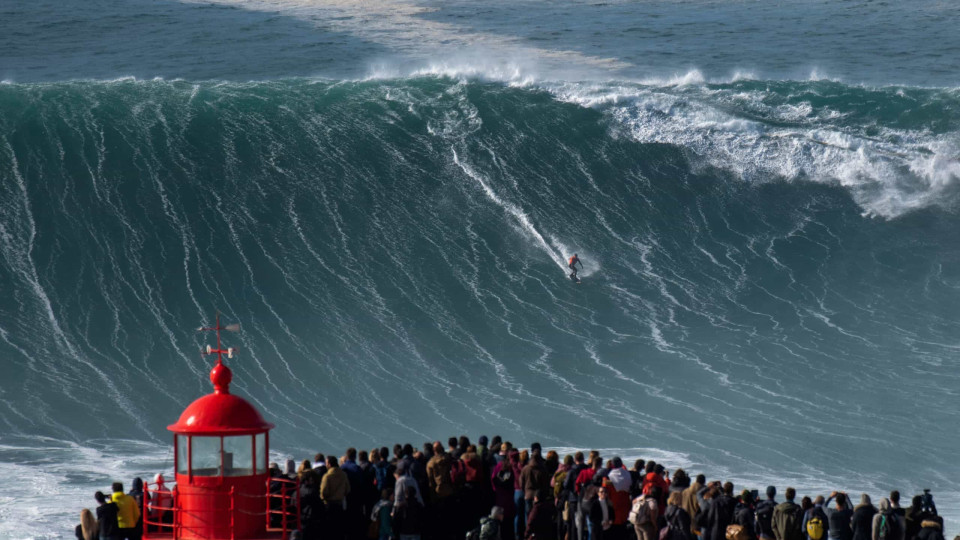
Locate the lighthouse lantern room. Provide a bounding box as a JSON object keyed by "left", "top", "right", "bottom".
{"left": 148, "top": 316, "right": 279, "bottom": 539}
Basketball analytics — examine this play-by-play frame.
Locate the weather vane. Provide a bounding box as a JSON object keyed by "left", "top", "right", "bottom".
{"left": 197, "top": 312, "right": 240, "bottom": 365}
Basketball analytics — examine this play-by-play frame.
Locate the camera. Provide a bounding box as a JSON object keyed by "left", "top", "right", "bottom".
{"left": 921, "top": 489, "right": 937, "bottom": 515}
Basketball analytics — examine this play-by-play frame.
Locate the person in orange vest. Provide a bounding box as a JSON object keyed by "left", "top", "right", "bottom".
{"left": 568, "top": 254, "right": 583, "bottom": 280}
{"left": 111, "top": 482, "right": 141, "bottom": 540}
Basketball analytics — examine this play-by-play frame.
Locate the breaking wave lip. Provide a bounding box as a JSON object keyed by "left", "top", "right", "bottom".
{"left": 538, "top": 75, "right": 960, "bottom": 219}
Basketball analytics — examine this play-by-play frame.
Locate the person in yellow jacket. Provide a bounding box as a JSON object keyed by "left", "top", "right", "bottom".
{"left": 320, "top": 456, "right": 351, "bottom": 504}
{"left": 112, "top": 482, "right": 141, "bottom": 540}
{"left": 321, "top": 456, "right": 351, "bottom": 540}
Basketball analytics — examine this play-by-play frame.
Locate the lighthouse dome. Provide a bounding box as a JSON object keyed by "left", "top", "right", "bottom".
{"left": 167, "top": 362, "right": 274, "bottom": 435}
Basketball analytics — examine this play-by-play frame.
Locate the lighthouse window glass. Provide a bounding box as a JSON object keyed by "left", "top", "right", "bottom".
{"left": 255, "top": 433, "right": 266, "bottom": 474}
{"left": 176, "top": 436, "right": 188, "bottom": 474}
{"left": 190, "top": 436, "right": 222, "bottom": 476}
{"left": 222, "top": 435, "right": 253, "bottom": 476}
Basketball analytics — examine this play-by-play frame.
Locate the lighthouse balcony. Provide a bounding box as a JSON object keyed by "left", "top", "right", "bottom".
{"left": 143, "top": 476, "right": 302, "bottom": 540}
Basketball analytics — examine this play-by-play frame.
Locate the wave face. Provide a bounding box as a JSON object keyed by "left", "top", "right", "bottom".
{"left": 1, "top": 77, "right": 960, "bottom": 534}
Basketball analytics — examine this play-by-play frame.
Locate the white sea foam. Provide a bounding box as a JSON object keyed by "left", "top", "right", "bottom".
{"left": 639, "top": 69, "right": 706, "bottom": 88}
{"left": 452, "top": 149, "right": 571, "bottom": 274}
{"left": 546, "top": 80, "right": 960, "bottom": 217}
{"left": 364, "top": 55, "right": 958, "bottom": 218}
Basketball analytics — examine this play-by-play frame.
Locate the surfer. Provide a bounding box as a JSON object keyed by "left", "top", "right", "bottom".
{"left": 568, "top": 254, "right": 583, "bottom": 281}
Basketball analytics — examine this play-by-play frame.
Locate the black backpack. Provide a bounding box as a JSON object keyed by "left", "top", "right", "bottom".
{"left": 755, "top": 501, "right": 775, "bottom": 537}
{"left": 564, "top": 464, "right": 585, "bottom": 498}
{"left": 665, "top": 508, "right": 689, "bottom": 540}
{"left": 877, "top": 513, "right": 900, "bottom": 540}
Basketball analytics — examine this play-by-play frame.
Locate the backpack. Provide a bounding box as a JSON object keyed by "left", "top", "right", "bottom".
{"left": 373, "top": 464, "right": 386, "bottom": 489}
{"left": 630, "top": 497, "right": 655, "bottom": 526}
{"left": 755, "top": 502, "right": 774, "bottom": 537}
{"left": 553, "top": 470, "right": 568, "bottom": 499}
{"left": 727, "top": 524, "right": 751, "bottom": 540}
{"left": 781, "top": 504, "right": 803, "bottom": 535}
{"left": 496, "top": 467, "right": 514, "bottom": 486}
{"left": 806, "top": 513, "right": 825, "bottom": 540}
{"left": 661, "top": 509, "right": 688, "bottom": 540}
{"left": 479, "top": 517, "right": 500, "bottom": 540}
{"left": 564, "top": 464, "right": 584, "bottom": 495}
{"left": 629, "top": 497, "right": 645, "bottom": 526}
{"left": 877, "top": 513, "right": 900, "bottom": 540}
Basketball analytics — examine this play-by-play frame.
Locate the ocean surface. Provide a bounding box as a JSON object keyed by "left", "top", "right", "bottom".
{"left": 1, "top": 0, "right": 960, "bottom": 537}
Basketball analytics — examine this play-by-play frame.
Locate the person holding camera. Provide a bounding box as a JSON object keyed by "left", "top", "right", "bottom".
{"left": 823, "top": 492, "right": 853, "bottom": 540}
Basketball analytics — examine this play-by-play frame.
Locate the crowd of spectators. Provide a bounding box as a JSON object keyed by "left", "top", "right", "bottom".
{"left": 74, "top": 436, "right": 947, "bottom": 540}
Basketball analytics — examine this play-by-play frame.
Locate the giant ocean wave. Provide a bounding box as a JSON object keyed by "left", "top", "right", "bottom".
{"left": 0, "top": 75, "right": 959, "bottom": 536}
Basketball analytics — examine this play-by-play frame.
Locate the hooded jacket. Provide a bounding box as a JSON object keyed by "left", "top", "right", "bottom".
{"left": 872, "top": 499, "right": 905, "bottom": 540}
{"left": 461, "top": 451, "right": 483, "bottom": 484}
{"left": 851, "top": 501, "right": 877, "bottom": 540}
{"left": 915, "top": 520, "right": 944, "bottom": 540}
{"left": 609, "top": 468, "right": 632, "bottom": 493}
{"left": 904, "top": 503, "right": 921, "bottom": 540}
{"left": 520, "top": 457, "right": 549, "bottom": 500}
{"left": 426, "top": 452, "right": 455, "bottom": 499}
{"left": 112, "top": 491, "right": 141, "bottom": 530}
{"left": 643, "top": 472, "right": 671, "bottom": 499}
{"left": 772, "top": 500, "right": 804, "bottom": 540}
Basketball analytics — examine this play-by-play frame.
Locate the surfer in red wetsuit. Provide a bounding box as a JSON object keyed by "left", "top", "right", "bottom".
{"left": 568, "top": 254, "right": 583, "bottom": 280}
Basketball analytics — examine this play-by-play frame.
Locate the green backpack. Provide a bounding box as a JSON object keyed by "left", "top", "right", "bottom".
{"left": 877, "top": 513, "right": 900, "bottom": 540}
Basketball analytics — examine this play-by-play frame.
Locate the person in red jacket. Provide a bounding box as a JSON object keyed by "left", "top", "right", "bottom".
{"left": 642, "top": 462, "right": 671, "bottom": 514}
{"left": 576, "top": 457, "right": 603, "bottom": 495}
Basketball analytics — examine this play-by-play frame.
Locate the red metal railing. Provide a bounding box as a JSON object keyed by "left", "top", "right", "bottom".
{"left": 142, "top": 482, "right": 175, "bottom": 536}
{"left": 265, "top": 476, "right": 301, "bottom": 540}
{"left": 142, "top": 483, "right": 241, "bottom": 539}
{"left": 142, "top": 478, "right": 299, "bottom": 539}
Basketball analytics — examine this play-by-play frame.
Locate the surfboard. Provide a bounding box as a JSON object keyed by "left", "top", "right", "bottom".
{"left": 570, "top": 274, "right": 581, "bottom": 284}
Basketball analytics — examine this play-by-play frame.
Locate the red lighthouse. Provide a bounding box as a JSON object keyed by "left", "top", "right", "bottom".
{"left": 145, "top": 316, "right": 287, "bottom": 539}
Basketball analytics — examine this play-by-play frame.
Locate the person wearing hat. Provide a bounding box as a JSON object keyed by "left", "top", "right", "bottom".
{"left": 735, "top": 490, "right": 758, "bottom": 540}
{"left": 850, "top": 495, "right": 877, "bottom": 540}
{"left": 393, "top": 461, "right": 424, "bottom": 506}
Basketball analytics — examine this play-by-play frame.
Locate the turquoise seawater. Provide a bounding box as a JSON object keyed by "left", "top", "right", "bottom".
{"left": 0, "top": 1, "right": 958, "bottom": 537}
